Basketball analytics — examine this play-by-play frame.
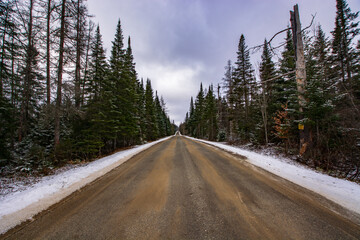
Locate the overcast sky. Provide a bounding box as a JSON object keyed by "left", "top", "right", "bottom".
{"left": 87, "top": 0, "right": 360, "bottom": 126}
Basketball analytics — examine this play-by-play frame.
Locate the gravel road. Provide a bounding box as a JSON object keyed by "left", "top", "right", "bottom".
{"left": 2, "top": 136, "right": 360, "bottom": 239}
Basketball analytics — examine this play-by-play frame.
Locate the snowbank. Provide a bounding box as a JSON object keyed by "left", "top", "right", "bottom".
{"left": 0, "top": 136, "right": 171, "bottom": 234}
{"left": 188, "top": 137, "right": 360, "bottom": 215}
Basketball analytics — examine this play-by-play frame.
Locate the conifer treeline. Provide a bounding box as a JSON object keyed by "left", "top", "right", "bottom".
{"left": 180, "top": 0, "right": 360, "bottom": 179}
{"left": 0, "top": 0, "right": 174, "bottom": 173}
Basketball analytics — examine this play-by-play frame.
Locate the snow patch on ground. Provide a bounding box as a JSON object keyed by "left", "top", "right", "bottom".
{"left": 188, "top": 136, "right": 360, "bottom": 215}
{"left": 0, "top": 137, "right": 171, "bottom": 234}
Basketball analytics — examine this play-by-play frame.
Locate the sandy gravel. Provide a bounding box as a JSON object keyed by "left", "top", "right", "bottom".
{"left": 2, "top": 136, "right": 360, "bottom": 239}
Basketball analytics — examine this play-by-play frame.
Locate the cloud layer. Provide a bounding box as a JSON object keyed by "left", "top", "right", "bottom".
{"left": 87, "top": 0, "right": 360, "bottom": 126}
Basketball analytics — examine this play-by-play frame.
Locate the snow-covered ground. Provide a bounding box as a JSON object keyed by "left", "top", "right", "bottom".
{"left": 0, "top": 136, "right": 171, "bottom": 234}
{"left": 188, "top": 136, "right": 360, "bottom": 216}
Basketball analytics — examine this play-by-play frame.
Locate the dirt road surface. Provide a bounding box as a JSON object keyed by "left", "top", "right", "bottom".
{"left": 2, "top": 136, "right": 360, "bottom": 239}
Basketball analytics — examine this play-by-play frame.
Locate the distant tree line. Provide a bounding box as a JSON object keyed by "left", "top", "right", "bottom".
{"left": 180, "top": 0, "right": 360, "bottom": 180}
{"left": 0, "top": 0, "right": 175, "bottom": 174}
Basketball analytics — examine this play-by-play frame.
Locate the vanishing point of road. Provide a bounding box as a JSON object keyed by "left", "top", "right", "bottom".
{"left": 2, "top": 136, "right": 360, "bottom": 239}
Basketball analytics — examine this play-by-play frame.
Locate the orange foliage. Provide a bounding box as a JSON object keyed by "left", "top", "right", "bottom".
{"left": 273, "top": 103, "right": 290, "bottom": 140}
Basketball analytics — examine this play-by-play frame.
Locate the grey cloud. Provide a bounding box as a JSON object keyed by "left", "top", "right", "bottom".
{"left": 87, "top": 0, "right": 360, "bottom": 126}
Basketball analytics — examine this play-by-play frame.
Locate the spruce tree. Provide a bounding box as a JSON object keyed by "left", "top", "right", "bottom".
{"left": 259, "top": 39, "right": 277, "bottom": 144}
{"left": 304, "top": 25, "right": 336, "bottom": 166}
{"left": 233, "top": 34, "right": 254, "bottom": 140}
{"left": 106, "top": 19, "right": 126, "bottom": 148}
{"left": 136, "top": 78, "right": 146, "bottom": 141}
{"left": 332, "top": 0, "right": 359, "bottom": 87}
{"left": 204, "top": 85, "right": 218, "bottom": 141}
{"left": 194, "top": 83, "right": 205, "bottom": 138}
{"left": 74, "top": 25, "right": 108, "bottom": 157}
{"left": 87, "top": 25, "right": 108, "bottom": 100}
{"left": 272, "top": 29, "right": 298, "bottom": 145}
{"left": 186, "top": 96, "right": 195, "bottom": 136}
{"left": 121, "top": 36, "right": 139, "bottom": 145}
{"left": 144, "top": 79, "right": 157, "bottom": 140}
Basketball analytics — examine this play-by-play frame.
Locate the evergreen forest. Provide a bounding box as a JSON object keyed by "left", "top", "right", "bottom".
{"left": 180, "top": 0, "right": 360, "bottom": 181}
{"left": 0, "top": 0, "right": 175, "bottom": 175}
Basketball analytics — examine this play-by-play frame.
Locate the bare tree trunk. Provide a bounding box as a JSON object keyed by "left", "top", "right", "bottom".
{"left": 74, "top": 0, "right": 81, "bottom": 108}
{"left": 11, "top": 36, "right": 15, "bottom": 106}
{"left": 19, "top": 0, "right": 34, "bottom": 142}
{"left": 54, "top": 0, "right": 66, "bottom": 146}
{"left": 290, "top": 4, "right": 311, "bottom": 156}
{"left": 261, "top": 90, "right": 268, "bottom": 145}
{"left": 0, "top": 4, "right": 10, "bottom": 98}
{"left": 82, "top": 21, "right": 93, "bottom": 105}
{"left": 46, "top": 0, "right": 52, "bottom": 106}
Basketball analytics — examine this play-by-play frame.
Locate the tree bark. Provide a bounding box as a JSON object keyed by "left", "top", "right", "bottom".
{"left": 54, "top": 0, "right": 66, "bottom": 146}
{"left": 19, "top": 0, "right": 34, "bottom": 142}
{"left": 291, "top": 4, "right": 311, "bottom": 156}
{"left": 0, "top": 6, "right": 9, "bottom": 98}
{"left": 82, "top": 21, "right": 93, "bottom": 105}
{"left": 74, "top": 0, "right": 82, "bottom": 108}
{"left": 46, "top": 0, "right": 52, "bottom": 106}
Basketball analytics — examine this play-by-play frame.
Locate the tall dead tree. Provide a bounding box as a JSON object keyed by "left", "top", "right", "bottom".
{"left": 19, "top": 0, "right": 35, "bottom": 142}
{"left": 74, "top": 0, "right": 83, "bottom": 108}
{"left": 290, "top": 4, "right": 311, "bottom": 156}
{"left": 45, "top": 0, "right": 53, "bottom": 106}
{"left": 54, "top": 0, "right": 66, "bottom": 146}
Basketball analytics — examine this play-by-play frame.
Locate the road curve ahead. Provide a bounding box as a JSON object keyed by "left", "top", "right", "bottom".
{"left": 2, "top": 136, "right": 360, "bottom": 239}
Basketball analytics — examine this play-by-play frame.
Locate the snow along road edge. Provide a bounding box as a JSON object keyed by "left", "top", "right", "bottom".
{"left": 187, "top": 136, "right": 360, "bottom": 216}
{"left": 0, "top": 136, "right": 172, "bottom": 234}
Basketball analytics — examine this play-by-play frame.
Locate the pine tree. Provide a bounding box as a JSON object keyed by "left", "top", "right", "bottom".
{"left": 259, "top": 39, "right": 277, "bottom": 144}
{"left": 331, "top": 0, "right": 360, "bottom": 171}
{"left": 87, "top": 25, "right": 107, "bottom": 100}
{"left": 222, "top": 60, "right": 234, "bottom": 107}
{"left": 186, "top": 96, "right": 195, "bottom": 136}
{"left": 194, "top": 83, "right": 205, "bottom": 138}
{"left": 332, "top": 0, "right": 359, "bottom": 88}
{"left": 233, "top": 34, "right": 254, "bottom": 140}
{"left": 304, "top": 25, "right": 337, "bottom": 166}
{"left": 73, "top": 25, "right": 109, "bottom": 157}
{"left": 121, "top": 36, "right": 139, "bottom": 145}
{"left": 275, "top": 29, "right": 297, "bottom": 107}
{"left": 204, "top": 85, "right": 218, "bottom": 141}
{"left": 154, "top": 92, "right": 166, "bottom": 137}
{"left": 136, "top": 78, "right": 146, "bottom": 141}
{"left": 106, "top": 19, "right": 126, "bottom": 148}
{"left": 144, "top": 79, "right": 157, "bottom": 140}
{"left": 271, "top": 29, "right": 298, "bottom": 144}
{"left": 109, "top": 19, "right": 125, "bottom": 75}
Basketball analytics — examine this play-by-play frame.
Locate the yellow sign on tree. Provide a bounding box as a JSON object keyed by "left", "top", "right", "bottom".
{"left": 298, "top": 124, "right": 304, "bottom": 130}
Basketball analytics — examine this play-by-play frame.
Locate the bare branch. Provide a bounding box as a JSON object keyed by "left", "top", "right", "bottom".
{"left": 249, "top": 27, "right": 291, "bottom": 53}
{"left": 301, "top": 13, "right": 316, "bottom": 33}
{"left": 249, "top": 13, "right": 316, "bottom": 55}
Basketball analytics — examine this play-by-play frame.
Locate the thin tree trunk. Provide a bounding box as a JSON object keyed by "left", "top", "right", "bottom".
{"left": 82, "top": 21, "right": 92, "bottom": 105}
{"left": 54, "top": 0, "right": 66, "bottom": 146}
{"left": 19, "top": 0, "right": 34, "bottom": 142}
{"left": 261, "top": 90, "right": 268, "bottom": 145}
{"left": 11, "top": 36, "right": 15, "bottom": 105}
{"left": 46, "top": 0, "right": 52, "bottom": 106}
{"left": 74, "top": 0, "right": 81, "bottom": 108}
{"left": 0, "top": 5, "right": 9, "bottom": 98}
